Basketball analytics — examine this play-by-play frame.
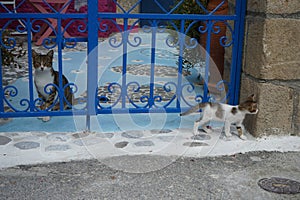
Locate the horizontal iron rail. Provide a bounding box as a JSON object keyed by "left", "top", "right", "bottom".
{"left": 0, "top": 13, "right": 237, "bottom": 21}
{"left": 67, "top": 37, "right": 87, "bottom": 42}
{"left": 0, "top": 108, "right": 189, "bottom": 117}
{"left": 0, "top": 13, "right": 87, "bottom": 19}
{"left": 97, "top": 108, "right": 184, "bottom": 114}
{"left": 97, "top": 13, "right": 237, "bottom": 20}
{"left": 0, "top": 110, "right": 87, "bottom": 118}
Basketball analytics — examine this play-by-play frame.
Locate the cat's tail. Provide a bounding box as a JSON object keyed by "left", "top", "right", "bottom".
{"left": 73, "top": 97, "right": 86, "bottom": 105}
{"left": 180, "top": 103, "right": 206, "bottom": 116}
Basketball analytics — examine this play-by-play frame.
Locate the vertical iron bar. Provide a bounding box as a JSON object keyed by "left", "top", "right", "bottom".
{"left": 149, "top": 21, "right": 157, "bottom": 108}
{"left": 27, "top": 18, "right": 35, "bottom": 111}
{"left": 86, "top": 0, "right": 99, "bottom": 130}
{"left": 121, "top": 18, "right": 128, "bottom": 109}
{"left": 177, "top": 19, "right": 185, "bottom": 109}
{"left": 229, "top": 0, "right": 247, "bottom": 105}
{"left": 57, "top": 17, "right": 64, "bottom": 110}
{"left": 204, "top": 20, "right": 212, "bottom": 102}
{"left": 0, "top": 40, "right": 3, "bottom": 113}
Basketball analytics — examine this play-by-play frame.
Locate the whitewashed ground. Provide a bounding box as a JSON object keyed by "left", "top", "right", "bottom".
{"left": 1, "top": 127, "right": 300, "bottom": 170}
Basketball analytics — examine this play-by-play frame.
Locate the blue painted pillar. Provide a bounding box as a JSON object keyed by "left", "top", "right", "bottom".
{"left": 229, "top": 0, "right": 247, "bottom": 105}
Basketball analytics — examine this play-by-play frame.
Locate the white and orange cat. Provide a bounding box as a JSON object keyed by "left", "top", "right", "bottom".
{"left": 32, "top": 50, "right": 74, "bottom": 121}
{"left": 180, "top": 94, "right": 258, "bottom": 140}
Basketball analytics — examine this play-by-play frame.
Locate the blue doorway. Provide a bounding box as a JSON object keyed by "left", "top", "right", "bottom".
{"left": 140, "top": 0, "right": 175, "bottom": 26}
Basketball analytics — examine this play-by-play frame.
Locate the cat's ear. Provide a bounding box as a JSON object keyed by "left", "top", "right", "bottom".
{"left": 47, "top": 50, "right": 54, "bottom": 58}
{"left": 247, "top": 94, "right": 255, "bottom": 101}
{"left": 32, "top": 50, "right": 37, "bottom": 58}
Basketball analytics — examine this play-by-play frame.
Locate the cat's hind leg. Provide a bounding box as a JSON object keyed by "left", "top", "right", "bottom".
{"left": 193, "top": 118, "right": 201, "bottom": 135}
{"left": 193, "top": 118, "right": 210, "bottom": 135}
{"left": 193, "top": 116, "right": 206, "bottom": 135}
{"left": 201, "top": 121, "right": 213, "bottom": 134}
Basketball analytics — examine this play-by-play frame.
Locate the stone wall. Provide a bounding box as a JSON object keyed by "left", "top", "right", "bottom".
{"left": 240, "top": 0, "right": 300, "bottom": 136}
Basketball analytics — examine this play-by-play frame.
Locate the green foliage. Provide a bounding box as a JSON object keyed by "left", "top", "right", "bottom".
{"left": 172, "top": 0, "right": 208, "bottom": 41}
{"left": 1, "top": 30, "right": 26, "bottom": 68}
{"left": 169, "top": 0, "right": 208, "bottom": 74}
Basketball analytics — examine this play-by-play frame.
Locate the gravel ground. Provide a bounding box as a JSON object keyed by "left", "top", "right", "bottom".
{"left": 0, "top": 151, "right": 300, "bottom": 200}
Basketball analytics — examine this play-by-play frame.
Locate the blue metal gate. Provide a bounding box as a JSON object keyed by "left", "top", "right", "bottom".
{"left": 0, "top": 0, "right": 247, "bottom": 129}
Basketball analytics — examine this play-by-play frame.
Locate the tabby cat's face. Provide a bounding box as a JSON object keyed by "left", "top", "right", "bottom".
{"left": 239, "top": 94, "right": 258, "bottom": 114}
{"left": 32, "top": 50, "right": 53, "bottom": 72}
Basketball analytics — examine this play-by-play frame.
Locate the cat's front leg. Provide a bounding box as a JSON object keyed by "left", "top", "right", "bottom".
{"left": 39, "top": 103, "right": 46, "bottom": 111}
{"left": 236, "top": 123, "right": 247, "bottom": 140}
{"left": 224, "top": 121, "right": 232, "bottom": 137}
{"left": 37, "top": 115, "right": 51, "bottom": 122}
{"left": 41, "top": 116, "right": 51, "bottom": 122}
{"left": 37, "top": 93, "right": 46, "bottom": 110}
{"left": 38, "top": 93, "right": 55, "bottom": 122}
{"left": 37, "top": 104, "right": 51, "bottom": 122}
{"left": 52, "top": 103, "right": 60, "bottom": 111}
{"left": 37, "top": 96, "right": 49, "bottom": 121}
{"left": 46, "top": 90, "right": 58, "bottom": 110}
